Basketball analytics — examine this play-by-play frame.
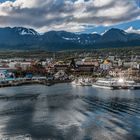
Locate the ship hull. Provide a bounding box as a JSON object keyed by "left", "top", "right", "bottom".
{"left": 92, "top": 84, "right": 114, "bottom": 90}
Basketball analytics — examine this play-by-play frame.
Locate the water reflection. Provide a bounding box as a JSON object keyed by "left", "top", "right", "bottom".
{"left": 0, "top": 84, "right": 139, "bottom": 140}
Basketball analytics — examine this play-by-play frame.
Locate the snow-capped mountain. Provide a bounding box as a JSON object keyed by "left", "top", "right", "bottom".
{"left": 100, "top": 28, "right": 128, "bottom": 42}
{"left": 13, "top": 27, "right": 39, "bottom": 35}
{"left": 0, "top": 27, "right": 140, "bottom": 51}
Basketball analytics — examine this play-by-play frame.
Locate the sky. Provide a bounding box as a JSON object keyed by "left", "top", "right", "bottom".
{"left": 0, "top": 0, "right": 140, "bottom": 34}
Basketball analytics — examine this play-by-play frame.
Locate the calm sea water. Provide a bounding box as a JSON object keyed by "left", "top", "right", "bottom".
{"left": 0, "top": 84, "right": 140, "bottom": 140}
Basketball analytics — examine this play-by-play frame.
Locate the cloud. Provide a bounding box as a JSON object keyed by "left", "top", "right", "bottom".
{"left": 125, "top": 26, "right": 140, "bottom": 34}
{"left": 0, "top": 0, "right": 140, "bottom": 32}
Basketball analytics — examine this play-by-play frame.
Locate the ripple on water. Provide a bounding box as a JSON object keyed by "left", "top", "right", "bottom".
{"left": 0, "top": 84, "right": 139, "bottom": 140}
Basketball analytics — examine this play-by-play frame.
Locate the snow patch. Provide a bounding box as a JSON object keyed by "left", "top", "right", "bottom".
{"left": 62, "top": 37, "right": 76, "bottom": 40}
{"left": 18, "top": 28, "right": 39, "bottom": 35}
{"left": 92, "top": 31, "right": 98, "bottom": 34}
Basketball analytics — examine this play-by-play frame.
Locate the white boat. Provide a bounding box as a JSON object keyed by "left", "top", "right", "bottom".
{"left": 92, "top": 84, "right": 114, "bottom": 89}
{"left": 116, "top": 79, "right": 140, "bottom": 89}
{"left": 92, "top": 78, "right": 140, "bottom": 90}
{"left": 126, "top": 80, "right": 140, "bottom": 89}
{"left": 92, "top": 78, "right": 115, "bottom": 90}
{"left": 72, "top": 78, "right": 92, "bottom": 86}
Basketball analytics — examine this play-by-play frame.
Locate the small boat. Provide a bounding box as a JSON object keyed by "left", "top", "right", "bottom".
{"left": 72, "top": 78, "right": 92, "bottom": 86}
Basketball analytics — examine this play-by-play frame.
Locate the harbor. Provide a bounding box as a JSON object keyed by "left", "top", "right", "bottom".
{"left": 1, "top": 76, "right": 140, "bottom": 90}
{"left": 71, "top": 77, "right": 140, "bottom": 90}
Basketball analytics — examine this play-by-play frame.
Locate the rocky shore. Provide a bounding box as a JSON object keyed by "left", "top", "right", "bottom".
{"left": 0, "top": 79, "right": 72, "bottom": 88}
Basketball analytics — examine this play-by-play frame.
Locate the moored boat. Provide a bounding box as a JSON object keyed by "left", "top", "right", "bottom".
{"left": 92, "top": 78, "right": 115, "bottom": 90}
{"left": 92, "top": 78, "right": 140, "bottom": 90}
{"left": 72, "top": 78, "right": 92, "bottom": 86}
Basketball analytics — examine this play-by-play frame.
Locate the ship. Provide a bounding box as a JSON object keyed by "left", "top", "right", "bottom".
{"left": 92, "top": 78, "right": 140, "bottom": 90}
{"left": 92, "top": 78, "right": 115, "bottom": 89}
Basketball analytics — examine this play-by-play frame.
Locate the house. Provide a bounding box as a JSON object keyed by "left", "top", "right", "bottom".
{"left": 76, "top": 64, "right": 96, "bottom": 72}
{"left": 127, "top": 68, "right": 139, "bottom": 77}
{"left": 54, "top": 70, "right": 69, "bottom": 80}
{"left": 123, "top": 61, "right": 132, "bottom": 68}
{"left": 54, "top": 64, "right": 69, "bottom": 71}
{"left": 118, "top": 59, "right": 124, "bottom": 67}
{"left": 20, "top": 62, "right": 31, "bottom": 70}
{"left": 108, "top": 56, "right": 115, "bottom": 62}
{"left": 8, "top": 61, "right": 31, "bottom": 70}
{"left": 0, "top": 71, "right": 6, "bottom": 79}
{"left": 100, "top": 59, "right": 112, "bottom": 70}
{"left": 0, "top": 69, "right": 15, "bottom": 79}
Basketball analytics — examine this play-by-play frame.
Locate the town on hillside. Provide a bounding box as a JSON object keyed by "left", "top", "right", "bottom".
{"left": 0, "top": 48, "right": 140, "bottom": 86}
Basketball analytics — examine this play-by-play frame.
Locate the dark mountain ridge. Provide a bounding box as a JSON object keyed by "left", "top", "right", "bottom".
{"left": 0, "top": 27, "right": 140, "bottom": 51}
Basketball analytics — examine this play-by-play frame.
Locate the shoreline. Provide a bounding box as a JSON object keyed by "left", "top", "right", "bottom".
{"left": 0, "top": 79, "right": 72, "bottom": 88}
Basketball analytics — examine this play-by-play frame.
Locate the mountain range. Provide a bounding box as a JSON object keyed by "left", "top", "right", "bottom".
{"left": 0, "top": 27, "right": 140, "bottom": 51}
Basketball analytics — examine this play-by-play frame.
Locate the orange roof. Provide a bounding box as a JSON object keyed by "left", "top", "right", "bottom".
{"left": 103, "top": 59, "right": 111, "bottom": 64}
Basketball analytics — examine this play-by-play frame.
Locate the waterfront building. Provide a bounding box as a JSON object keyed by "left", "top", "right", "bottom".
{"left": 0, "top": 71, "right": 6, "bottom": 79}
{"left": 0, "top": 70, "right": 15, "bottom": 79}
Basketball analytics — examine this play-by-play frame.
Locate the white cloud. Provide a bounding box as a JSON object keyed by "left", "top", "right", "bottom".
{"left": 38, "top": 22, "right": 85, "bottom": 32}
{"left": 125, "top": 26, "right": 140, "bottom": 34}
{"left": 93, "top": 0, "right": 113, "bottom": 7}
{"left": 0, "top": 0, "right": 139, "bottom": 32}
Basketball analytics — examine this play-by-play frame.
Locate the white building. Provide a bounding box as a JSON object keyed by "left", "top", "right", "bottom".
{"left": 118, "top": 59, "right": 123, "bottom": 67}
{"left": 0, "top": 72, "right": 6, "bottom": 79}
{"left": 8, "top": 62, "right": 31, "bottom": 70}
{"left": 108, "top": 56, "right": 115, "bottom": 62}
{"left": 100, "top": 63, "right": 112, "bottom": 70}
{"left": 8, "top": 62, "right": 18, "bottom": 69}
{"left": 20, "top": 62, "right": 31, "bottom": 70}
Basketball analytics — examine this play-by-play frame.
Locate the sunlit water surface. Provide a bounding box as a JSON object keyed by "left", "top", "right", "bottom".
{"left": 0, "top": 84, "right": 140, "bottom": 140}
